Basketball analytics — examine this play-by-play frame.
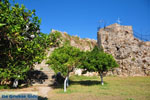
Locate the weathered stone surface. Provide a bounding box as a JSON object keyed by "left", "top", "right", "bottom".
{"left": 51, "top": 29, "right": 97, "bottom": 51}
{"left": 98, "top": 23, "right": 150, "bottom": 76}
{"left": 83, "top": 72, "right": 99, "bottom": 77}
{"left": 74, "top": 68, "right": 83, "bottom": 76}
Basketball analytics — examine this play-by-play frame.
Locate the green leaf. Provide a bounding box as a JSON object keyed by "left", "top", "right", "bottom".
{"left": 0, "top": 23, "right": 6, "bottom": 27}
{"left": 17, "top": 48, "right": 21, "bottom": 52}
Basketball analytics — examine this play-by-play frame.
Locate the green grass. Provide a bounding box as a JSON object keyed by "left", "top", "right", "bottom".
{"left": 48, "top": 75, "right": 150, "bottom": 100}
{"left": 0, "top": 85, "right": 10, "bottom": 89}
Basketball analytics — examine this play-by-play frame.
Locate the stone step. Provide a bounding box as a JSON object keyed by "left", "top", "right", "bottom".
{"left": 31, "top": 47, "right": 57, "bottom": 86}
{"left": 42, "top": 71, "right": 54, "bottom": 73}
{"left": 44, "top": 72, "right": 54, "bottom": 74}
{"left": 32, "top": 83, "right": 53, "bottom": 86}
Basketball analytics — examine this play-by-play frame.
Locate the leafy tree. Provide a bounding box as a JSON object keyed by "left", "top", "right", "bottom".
{"left": 46, "top": 45, "right": 81, "bottom": 92}
{"left": 79, "top": 46, "right": 119, "bottom": 85}
{"left": 0, "top": 0, "right": 50, "bottom": 87}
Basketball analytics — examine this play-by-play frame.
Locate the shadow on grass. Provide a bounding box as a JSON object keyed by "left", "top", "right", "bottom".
{"left": 0, "top": 70, "right": 49, "bottom": 90}
{"left": 38, "top": 96, "right": 48, "bottom": 100}
{"left": 70, "top": 80, "right": 100, "bottom": 86}
{"left": 70, "top": 80, "right": 108, "bottom": 86}
{"left": 48, "top": 74, "right": 108, "bottom": 89}
{"left": 27, "top": 70, "right": 48, "bottom": 85}
{"left": 17, "top": 70, "right": 49, "bottom": 89}
{"left": 48, "top": 83, "right": 64, "bottom": 89}
{"left": 49, "top": 79, "right": 108, "bottom": 89}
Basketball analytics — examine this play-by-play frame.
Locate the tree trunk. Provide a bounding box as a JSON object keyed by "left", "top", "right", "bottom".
{"left": 66, "top": 78, "right": 69, "bottom": 87}
{"left": 66, "top": 74, "right": 69, "bottom": 87}
{"left": 64, "top": 76, "right": 68, "bottom": 92}
{"left": 13, "top": 79, "right": 18, "bottom": 88}
{"left": 99, "top": 72, "right": 104, "bottom": 85}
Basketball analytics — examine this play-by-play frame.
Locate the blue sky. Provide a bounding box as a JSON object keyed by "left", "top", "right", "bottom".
{"left": 13, "top": 0, "right": 149, "bottom": 40}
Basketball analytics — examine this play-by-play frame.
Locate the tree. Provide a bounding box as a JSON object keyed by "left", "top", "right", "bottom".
{"left": 79, "top": 46, "right": 119, "bottom": 85}
{"left": 46, "top": 45, "right": 81, "bottom": 92}
{"left": 0, "top": 0, "right": 50, "bottom": 87}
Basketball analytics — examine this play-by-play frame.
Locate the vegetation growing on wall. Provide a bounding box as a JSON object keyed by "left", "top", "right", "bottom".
{"left": 49, "top": 31, "right": 62, "bottom": 47}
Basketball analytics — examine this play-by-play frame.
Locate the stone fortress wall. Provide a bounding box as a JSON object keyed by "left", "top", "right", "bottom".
{"left": 97, "top": 23, "right": 150, "bottom": 76}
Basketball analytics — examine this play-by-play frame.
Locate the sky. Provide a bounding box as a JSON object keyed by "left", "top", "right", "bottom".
{"left": 12, "top": 0, "right": 150, "bottom": 40}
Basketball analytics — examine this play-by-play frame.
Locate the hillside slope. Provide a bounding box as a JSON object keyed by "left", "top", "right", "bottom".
{"left": 51, "top": 29, "right": 97, "bottom": 51}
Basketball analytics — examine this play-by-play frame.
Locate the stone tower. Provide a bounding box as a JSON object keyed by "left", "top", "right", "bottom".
{"left": 97, "top": 28, "right": 102, "bottom": 49}
{"left": 97, "top": 23, "right": 150, "bottom": 76}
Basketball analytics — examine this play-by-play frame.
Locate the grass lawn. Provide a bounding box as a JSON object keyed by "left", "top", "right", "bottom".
{"left": 48, "top": 75, "right": 150, "bottom": 100}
